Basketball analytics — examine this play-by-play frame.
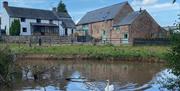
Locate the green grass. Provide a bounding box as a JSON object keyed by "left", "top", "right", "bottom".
{"left": 0, "top": 44, "right": 169, "bottom": 60}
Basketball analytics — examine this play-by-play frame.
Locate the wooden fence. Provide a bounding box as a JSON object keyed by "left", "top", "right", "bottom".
{"left": 133, "top": 38, "right": 171, "bottom": 45}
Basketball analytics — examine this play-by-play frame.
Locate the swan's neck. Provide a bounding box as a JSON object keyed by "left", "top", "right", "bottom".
{"left": 107, "top": 81, "right": 110, "bottom": 91}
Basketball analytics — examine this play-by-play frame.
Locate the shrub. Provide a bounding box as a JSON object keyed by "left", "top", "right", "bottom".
{"left": 166, "top": 33, "right": 180, "bottom": 89}
{"left": 167, "top": 33, "right": 180, "bottom": 74}
{"left": 10, "top": 19, "right": 21, "bottom": 36}
{"left": 0, "top": 46, "right": 14, "bottom": 85}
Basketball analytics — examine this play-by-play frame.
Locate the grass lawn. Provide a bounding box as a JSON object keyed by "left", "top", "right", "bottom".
{"left": 0, "top": 43, "right": 169, "bottom": 60}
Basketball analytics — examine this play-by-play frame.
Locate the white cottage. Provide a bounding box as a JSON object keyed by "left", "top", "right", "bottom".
{"left": 1, "top": 1, "right": 76, "bottom": 36}
{"left": 0, "top": 13, "right": 1, "bottom": 32}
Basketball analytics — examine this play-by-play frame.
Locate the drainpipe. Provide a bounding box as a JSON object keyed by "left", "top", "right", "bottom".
{"left": 110, "top": 27, "right": 112, "bottom": 44}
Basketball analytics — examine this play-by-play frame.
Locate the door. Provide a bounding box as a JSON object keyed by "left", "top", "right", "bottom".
{"left": 65, "top": 28, "right": 68, "bottom": 36}
{"left": 122, "top": 33, "right": 129, "bottom": 44}
{"left": 102, "top": 30, "right": 107, "bottom": 44}
{"left": 71, "top": 29, "right": 74, "bottom": 34}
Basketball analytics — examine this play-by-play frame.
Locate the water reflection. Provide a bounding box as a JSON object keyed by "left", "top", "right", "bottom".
{"left": 3, "top": 60, "right": 166, "bottom": 91}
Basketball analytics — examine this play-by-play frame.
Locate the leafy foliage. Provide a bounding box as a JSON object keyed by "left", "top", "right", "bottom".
{"left": 166, "top": 12, "right": 180, "bottom": 89}
{"left": 168, "top": 4, "right": 180, "bottom": 67}
{"left": 57, "top": 0, "right": 67, "bottom": 13}
{"left": 173, "top": 0, "right": 176, "bottom": 3}
{"left": 167, "top": 33, "right": 180, "bottom": 76}
{"left": 0, "top": 46, "right": 14, "bottom": 85}
{"left": 10, "top": 19, "right": 21, "bottom": 36}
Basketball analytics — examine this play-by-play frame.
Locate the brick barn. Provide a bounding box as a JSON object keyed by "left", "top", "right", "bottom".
{"left": 76, "top": 1, "right": 167, "bottom": 44}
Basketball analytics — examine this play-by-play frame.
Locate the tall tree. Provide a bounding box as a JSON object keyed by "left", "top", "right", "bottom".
{"left": 57, "top": 0, "right": 67, "bottom": 13}
{"left": 10, "top": 19, "right": 21, "bottom": 36}
{"left": 173, "top": 0, "right": 176, "bottom": 3}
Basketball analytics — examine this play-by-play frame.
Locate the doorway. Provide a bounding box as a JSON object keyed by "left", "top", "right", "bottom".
{"left": 122, "top": 33, "right": 129, "bottom": 44}
{"left": 65, "top": 28, "right": 68, "bottom": 36}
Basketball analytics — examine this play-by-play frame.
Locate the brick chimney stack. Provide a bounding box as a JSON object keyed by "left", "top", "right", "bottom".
{"left": 3, "top": 1, "right": 8, "bottom": 8}
{"left": 52, "top": 7, "right": 57, "bottom": 12}
{"left": 140, "top": 8, "right": 142, "bottom": 12}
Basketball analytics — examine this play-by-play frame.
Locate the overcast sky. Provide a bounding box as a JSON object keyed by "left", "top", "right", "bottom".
{"left": 0, "top": 0, "right": 180, "bottom": 26}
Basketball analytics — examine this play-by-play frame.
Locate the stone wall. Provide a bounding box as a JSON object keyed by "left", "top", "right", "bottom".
{"left": 1, "top": 36, "right": 74, "bottom": 44}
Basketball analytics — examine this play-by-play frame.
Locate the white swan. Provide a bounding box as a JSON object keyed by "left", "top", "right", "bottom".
{"left": 105, "top": 80, "right": 114, "bottom": 91}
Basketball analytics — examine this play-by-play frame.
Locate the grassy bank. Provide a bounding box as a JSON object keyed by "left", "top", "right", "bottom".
{"left": 0, "top": 44, "right": 169, "bottom": 61}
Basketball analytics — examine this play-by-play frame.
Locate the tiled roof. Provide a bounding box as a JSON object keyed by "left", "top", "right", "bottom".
{"left": 6, "top": 6, "right": 59, "bottom": 20}
{"left": 60, "top": 18, "right": 76, "bottom": 28}
{"left": 77, "top": 1, "right": 128, "bottom": 25}
{"left": 55, "top": 12, "right": 71, "bottom": 18}
{"left": 5, "top": 6, "right": 76, "bottom": 28}
{"left": 31, "top": 23, "right": 58, "bottom": 27}
{"left": 55, "top": 12, "right": 76, "bottom": 28}
{"left": 114, "top": 10, "right": 144, "bottom": 26}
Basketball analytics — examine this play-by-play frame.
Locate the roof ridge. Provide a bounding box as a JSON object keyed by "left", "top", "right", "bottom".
{"left": 87, "top": 1, "right": 128, "bottom": 13}
{"left": 8, "top": 6, "right": 53, "bottom": 12}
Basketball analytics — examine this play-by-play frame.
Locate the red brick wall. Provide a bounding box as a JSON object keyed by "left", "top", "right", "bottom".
{"left": 114, "top": 3, "right": 134, "bottom": 24}
{"left": 129, "top": 11, "right": 165, "bottom": 43}
{"left": 76, "top": 3, "right": 133, "bottom": 40}
{"left": 110, "top": 25, "right": 129, "bottom": 44}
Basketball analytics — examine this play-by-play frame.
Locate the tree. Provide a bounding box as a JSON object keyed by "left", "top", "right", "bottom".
{"left": 10, "top": 19, "right": 21, "bottom": 36}
{"left": 165, "top": 7, "right": 180, "bottom": 90}
{"left": 57, "top": 0, "right": 67, "bottom": 13}
{"left": 173, "top": 0, "right": 176, "bottom": 3}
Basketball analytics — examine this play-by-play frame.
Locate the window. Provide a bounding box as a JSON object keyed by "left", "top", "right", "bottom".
{"left": 37, "top": 19, "right": 41, "bottom": 23}
{"left": 103, "top": 31, "right": 106, "bottom": 35}
{"left": 22, "top": 28, "right": 27, "bottom": 32}
{"left": 82, "top": 24, "right": 88, "bottom": 31}
{"left": 5, "top": 26, "right": 6, "bottom": 31}
{"left": 114, "top": 27, "right": 120, "bottom": 31}
{"left": 49, "top": 20, "right": 53, "bottom": 24}
{"left": 71, "top": 29, "right": 74, "bottom": 34}
{"left": 21, "top": 18, "right": 26, "bottom": 22}
{"left": 124, "top": 33, "right": 128, "bottom": 39}
{"left": 65, "top": 28, "right": 68, "bottom": 36}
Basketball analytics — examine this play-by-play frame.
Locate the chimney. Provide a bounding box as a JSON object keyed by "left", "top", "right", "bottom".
{"left": 140, "top": 8, "right": 142, "bottom": 12}
{"left": 3, "top": 1, "right": 8, "bottom": 8}
{"left": 52, "top": 7, "right": 57, "bottom": 12}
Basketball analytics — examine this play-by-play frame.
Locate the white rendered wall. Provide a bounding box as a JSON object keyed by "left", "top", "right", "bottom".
{"left": 2, "top": 7, "right": 69, "bottom": 36}
{"left": 10, "top": 18, "right": 61, "bottom": 36}
{"left": 1, "top": 7, "right": 10, "bottom": 35}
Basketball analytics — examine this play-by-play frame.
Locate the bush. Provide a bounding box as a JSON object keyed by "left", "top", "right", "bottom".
{"left": 166, "top": 33, "right": 180, "bottom": 89}
{"left": 10, "top": 19, "right": 21, "bottom": 36}
{"left": 0, "top": 46, "right": 14, "bottom": 85}
{"left": 167, "top": 33, "right": 180, "bottom": 76}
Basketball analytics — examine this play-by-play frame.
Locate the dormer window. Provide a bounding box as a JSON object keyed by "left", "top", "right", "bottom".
{"left": 49, "top": 20, "right": 53, "bottom": 24}
{"left": 37, "top": 19, "right": 41, "bottom": 23}
{"left": 21, "top": 18, "right": 26, "bottom": 22}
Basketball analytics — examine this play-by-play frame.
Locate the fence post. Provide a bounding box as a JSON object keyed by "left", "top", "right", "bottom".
{"left": 50, "top": 37, "right": 52, "bottom": 46}
{"left": 29, "top": 37, "right": 32, "bottom": 47}
{"left": 39, "top": 37, "right": 42, "bottom": 46}
{"left": 18, "top": 36, "right": 20, "bottom": 48}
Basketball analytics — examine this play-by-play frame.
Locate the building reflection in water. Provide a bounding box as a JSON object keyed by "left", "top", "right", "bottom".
{"left": 9, "top": 60, "right": 165, "bottom": 91}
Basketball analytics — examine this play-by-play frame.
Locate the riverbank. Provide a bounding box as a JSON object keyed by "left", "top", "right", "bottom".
{"left": 0, "top": 44, "right": 169, "bottom": 62}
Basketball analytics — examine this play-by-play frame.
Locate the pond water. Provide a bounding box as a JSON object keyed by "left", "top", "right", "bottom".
{"left": 2, "top": 60, "right": 172, "bottom": 91}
